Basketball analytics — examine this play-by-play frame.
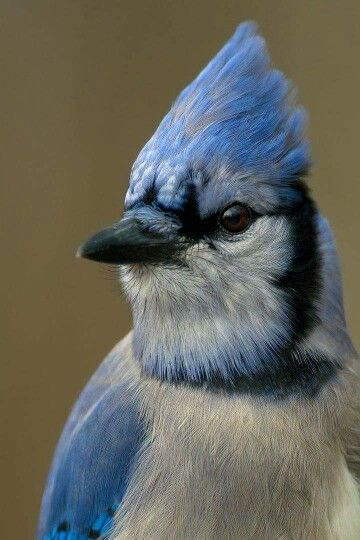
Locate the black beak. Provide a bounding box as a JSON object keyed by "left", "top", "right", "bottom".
{"left": 77, "top": 217, "right": 183, "bottom": 265}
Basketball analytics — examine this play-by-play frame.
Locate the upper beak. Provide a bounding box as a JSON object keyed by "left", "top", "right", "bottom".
{"left": 77, "top": 216, "right": 183, "bottom": 265}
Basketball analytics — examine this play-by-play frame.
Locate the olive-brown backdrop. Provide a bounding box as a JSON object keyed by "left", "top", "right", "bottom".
{"left": 2, "top": 1, "right": 360, "bottom": 538}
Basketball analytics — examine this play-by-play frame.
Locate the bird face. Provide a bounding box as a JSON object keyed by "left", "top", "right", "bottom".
{"left": 78, "top": 162, "right": 320, "bottom": 384}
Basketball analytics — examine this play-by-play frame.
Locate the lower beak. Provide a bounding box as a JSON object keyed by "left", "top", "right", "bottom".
{"left": 77, "top": 217, "right": 182, "bottom": 265}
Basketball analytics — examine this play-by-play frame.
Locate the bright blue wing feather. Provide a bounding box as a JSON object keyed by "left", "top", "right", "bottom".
{"left": 38, "top": 338, "right": 142, "bottom": 539}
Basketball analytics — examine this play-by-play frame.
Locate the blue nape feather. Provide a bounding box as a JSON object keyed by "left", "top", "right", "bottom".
{"left": 126, "top": 22, "right": 309, "bottom": 212}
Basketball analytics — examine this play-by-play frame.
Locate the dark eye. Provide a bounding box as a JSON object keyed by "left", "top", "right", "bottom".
{"left": 219, "top": 203, "right": 252, "bottom": 233}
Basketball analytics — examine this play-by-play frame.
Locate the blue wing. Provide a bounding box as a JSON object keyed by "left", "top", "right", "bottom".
{"left": 37, "top": 336, "right": 142, "bottom": 539}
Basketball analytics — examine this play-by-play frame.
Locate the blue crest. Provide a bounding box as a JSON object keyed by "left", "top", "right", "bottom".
{"left": 125, "top": 22, "right": 310, "bottom": 210}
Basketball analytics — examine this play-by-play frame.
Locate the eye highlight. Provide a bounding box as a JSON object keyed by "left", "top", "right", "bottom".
{"left": 219, "top": 203, "right": 252, "bottom": 234}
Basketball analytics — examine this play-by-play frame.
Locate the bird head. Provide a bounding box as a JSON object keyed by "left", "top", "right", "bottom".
{"left": 78, "top": 23, "right": 349, "bottom": 392}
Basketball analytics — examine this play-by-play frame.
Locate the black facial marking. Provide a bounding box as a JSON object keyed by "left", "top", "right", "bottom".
{"left": 156, "top": 177, "right": 216, "bottom": 239}
{"left": 212, "top": 353, "right": 339, "bottom": 399}
{"left": 177, "top": 181, "right": 211, "bottom": 239}
{"left": 163, "top": 175, "right": 246, "bottom": 240}
{"left": 274, "top": 186, "right": 321, "bottom": 344}
{"left": 178, "top": 181, "right": 201, "bottom": 235}
{"left": 168, "top": 351, "right": 339, "bottom": 400}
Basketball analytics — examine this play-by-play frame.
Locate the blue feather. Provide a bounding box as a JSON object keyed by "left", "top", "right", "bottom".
{"left": 125, "top": 22, "right": 309, "bottom": 212}
{"left": 37, "top": 342, "right": 142, "bottom": 539}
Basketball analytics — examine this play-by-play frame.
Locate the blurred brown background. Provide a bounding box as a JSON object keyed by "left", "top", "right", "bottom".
{"left": 1, "top": 1, "right": 360, "bottom": 538}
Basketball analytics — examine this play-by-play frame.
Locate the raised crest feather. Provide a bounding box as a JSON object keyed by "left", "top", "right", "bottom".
{"left": 126, "top": 22, "right": 310, "bottom": 210}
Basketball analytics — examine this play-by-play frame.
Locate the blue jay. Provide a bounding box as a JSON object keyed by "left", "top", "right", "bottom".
{"left": 38, "top": 22, "right": 360, "bottom": 539}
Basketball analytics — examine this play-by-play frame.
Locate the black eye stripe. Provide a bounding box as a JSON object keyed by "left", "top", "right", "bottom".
{"left": 177, "top": 203, "right": 255, "bottom": 240}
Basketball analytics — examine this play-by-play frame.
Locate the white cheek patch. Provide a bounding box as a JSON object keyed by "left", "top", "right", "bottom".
{"left": 211, "top": 215, "right": 293, "bottom": 279}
